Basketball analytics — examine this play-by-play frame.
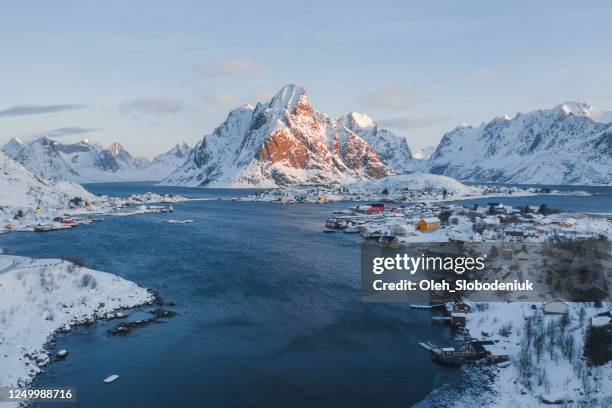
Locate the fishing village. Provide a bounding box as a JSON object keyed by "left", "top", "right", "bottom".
{"left": 321, "top": 197, "right": 611, "bottom": 372}
{"left": 0, "top": 192, "right": 187, "bottom": 234}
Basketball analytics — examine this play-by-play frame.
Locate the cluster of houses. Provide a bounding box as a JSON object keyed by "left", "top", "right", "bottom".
{"left": 323, "top": 201, "right": 608, "bottom": 244}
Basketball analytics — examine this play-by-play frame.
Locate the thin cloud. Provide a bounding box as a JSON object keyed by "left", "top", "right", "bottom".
{"left": 120, "top": 97, "right": 183, "bottom": 116}
{"left": 378, "top": 116, "right": 450, "bottom": 130}
{"left": 203, "top": 92, "right": 240, "bottom": 108}
{"left": 0, "top": 104, "right": 88, "bottom": 118}
{"left": 35, "top": 127, "right": 101, "bottom": 138}
{"left": 203, "top": 58, "right": 268, "bottom": 78}
{"left": 356, "top": 84, "right": 425, "bottom": 110}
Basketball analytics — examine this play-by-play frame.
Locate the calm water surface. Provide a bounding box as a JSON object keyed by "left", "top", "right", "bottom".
{"left": 1, "top": 183, "right": 459, "bottom": 408}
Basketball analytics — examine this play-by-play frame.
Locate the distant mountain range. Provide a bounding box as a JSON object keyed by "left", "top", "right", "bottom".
{"left": 1, "top": 137, "right": 192, "bottom": 183}
{"left": 3, "top": 89, "right": 611, "bottom": 186}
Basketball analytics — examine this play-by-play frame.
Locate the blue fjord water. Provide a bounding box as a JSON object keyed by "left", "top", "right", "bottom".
{"left": 1, "top": 183, "right": 610, "bottom": 408}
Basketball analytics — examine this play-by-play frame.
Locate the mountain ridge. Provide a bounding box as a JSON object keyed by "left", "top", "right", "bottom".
{"left": 428, "top": 102, "right": 612, "bottom": 185}
{"left": 2, "top": 137, "right": 193, "bottom": 183}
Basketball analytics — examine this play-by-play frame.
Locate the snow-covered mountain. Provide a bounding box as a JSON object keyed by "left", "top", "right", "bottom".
{"left": 337, "top": 112, "right": 416, "bottom": 174}
{"left": 146, "top": 142, "right": 193, "bottom": 181}
{"left": 0, "top": 151, "right": 95, "bottom": 209}
{"left": 162, "top": 85, "right": 413, "bottom": 187}
{"left": 9, "top": 136, "right": 82, "bottom": 181}
{"left": 412, "top": 146, "right": 435, "bottom": 160}
{"left": 428, "top": 102, "right": 612, "bottom": 185}
{"left": 1, "top": 137, "right": 188, "bottom": 183}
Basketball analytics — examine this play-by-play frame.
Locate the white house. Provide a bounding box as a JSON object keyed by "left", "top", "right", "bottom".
{"left": 543, "top": 301, "right": 569, "bottom": 315}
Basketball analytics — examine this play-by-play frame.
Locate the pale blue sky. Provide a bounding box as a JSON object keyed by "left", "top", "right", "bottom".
{"left": 2, "top": 1, "right": 612, "bottom": 157}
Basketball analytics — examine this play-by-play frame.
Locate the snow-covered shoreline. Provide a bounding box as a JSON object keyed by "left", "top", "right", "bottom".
{"left": 446, "top": 302, "right": 612, "bottom": 407}
{"left": 0, "top": 254, "right": 155, "bottom": 401}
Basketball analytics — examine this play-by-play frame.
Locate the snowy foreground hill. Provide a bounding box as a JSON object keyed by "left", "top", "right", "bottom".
{"left": 349, "top": 173, "right": 479, "bottom": 196}
{"left": 0, "top": 151, "right": 95, "bottom": 209}
{"left": 161, "top": 84, "right": 416, "bottom": 187}
{"left": 1, "top": 137, "right": 192, "bottom": 183}
{"left": 444, "top": 302, "right": 612, "bottom": 407}
{"left": 0, "top": 254, "right": 154, "bottom": 393}
{"left": 428, "top": 102, "right": 612, "bottom": 185}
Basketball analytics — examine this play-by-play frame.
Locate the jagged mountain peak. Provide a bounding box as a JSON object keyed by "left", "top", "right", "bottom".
{"left": 172, "top": 142, "right": 191, "bottom": 156}
{"left": 108, "top": 142, "right": 125, "bottom": 156}
{"left": 555, "top": 101, "right": 595, "bottom": 116}
{"left": 1, "top": 137, "right": 24, "bottom": 158}
{"left": 162, "top": 85, "right": 420, "bottom": 187}
{"left": 268, "top": 84, "right": 308, "bottom": 112}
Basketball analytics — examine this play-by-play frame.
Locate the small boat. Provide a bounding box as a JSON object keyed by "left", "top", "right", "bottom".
{"left": 103, "top": 374, "right": 120, "bottom": 383}
{"left": 34, "top": 224, "right": 68, "bottom": 232}
{"left": 164, "top": 219, "right": 194, "bottom": 224}
{"left": 56, "top": 350, "right": 68, "bottom": 359}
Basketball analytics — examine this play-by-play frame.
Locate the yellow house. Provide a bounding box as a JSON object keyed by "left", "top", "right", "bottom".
{"left": 417, "top": 217, "right": 440, "bottom": 232}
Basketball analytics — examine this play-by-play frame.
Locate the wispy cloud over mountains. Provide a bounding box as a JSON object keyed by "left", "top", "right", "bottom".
{"left": 0, "top": 104, "right": 88, "bottom": 118}
{"left": 34, "top": 127, "right": 101, "bottom": 138}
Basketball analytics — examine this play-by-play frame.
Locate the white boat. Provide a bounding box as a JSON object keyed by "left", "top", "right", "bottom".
{"left": 164, "top": 219, "right": 194, "bottom": 224}
{"left": 103, "top": 374, "right": 120, "bottom": 383}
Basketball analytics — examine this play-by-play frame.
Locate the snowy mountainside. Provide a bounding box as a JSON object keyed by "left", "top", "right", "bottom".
{"left": 428, "top": 102, "right": 612, "bottom": 185}
{"left": 1, "top": 137, "right": 24, "bottom": 157}
{"left": 11, "top": 136, "right": 82, "bottom": 181}
{"left": 0, "top": 151, "right": 95, "bottom": 208}
{"left": 145, "top": 142, "right": 192, "bottom": 181}
{"left": 163, "top": 85, "right": 403, "bottom": 187}
{"left": 337, "top": 112, "right": 416, "bottom": 174}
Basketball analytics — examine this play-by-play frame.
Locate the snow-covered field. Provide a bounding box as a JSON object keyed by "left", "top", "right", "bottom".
{"left": 0, "top": 254, "right": 154, "bottom": 395}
